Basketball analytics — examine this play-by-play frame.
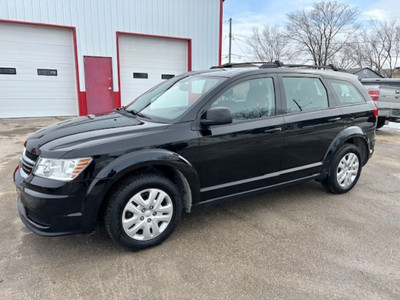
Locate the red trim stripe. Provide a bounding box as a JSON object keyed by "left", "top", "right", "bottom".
{"left": 116, "top": 32, "right": 122, "bottom": 108}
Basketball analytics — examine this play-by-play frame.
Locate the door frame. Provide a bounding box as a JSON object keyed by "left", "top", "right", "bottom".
{"left": 83, "top": 56, "right": 114, "bottom": 114}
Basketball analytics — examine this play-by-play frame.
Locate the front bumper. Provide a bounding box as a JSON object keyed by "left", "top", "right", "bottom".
{"left": 17, "top": 196, "right": 84, "bottom": 236}
{"left": 14, "top": 167, "right": 90, "bottom": 236}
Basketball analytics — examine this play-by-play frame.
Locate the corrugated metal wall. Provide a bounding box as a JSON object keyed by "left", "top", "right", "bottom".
{"left": 0, "top": 0, "right": 220, "bottom": 90}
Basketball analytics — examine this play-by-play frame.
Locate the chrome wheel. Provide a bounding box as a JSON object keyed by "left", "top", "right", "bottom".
{"left": 122, "top": 188, "right": 173, "bottom": 241}
{"left": 336, "top": 152, "right": 359, "bottom": 189}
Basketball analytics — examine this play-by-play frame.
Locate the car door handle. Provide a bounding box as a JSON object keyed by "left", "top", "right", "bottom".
{"left": 328, "top": 117, "right": 341, "bottom": 122}
{"left": 264, "top": 127, "right": 282, "bottom": 133}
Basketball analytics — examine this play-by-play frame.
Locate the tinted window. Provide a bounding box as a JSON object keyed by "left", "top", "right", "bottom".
{"left": 328, "top": 79, "right": 366, "bottom": 104}
{"left": 211, "top": 78, "right": 275, "bottom": 122}
{"left": 283, "top": 77, "right": 328, "bottom": 113}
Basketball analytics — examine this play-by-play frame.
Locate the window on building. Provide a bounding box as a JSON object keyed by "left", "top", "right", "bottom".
{"left": 161, "top": 74, "right": 175, "bottom": 80}
{"left": 37, "top": 69, "right": 57, "bottom": 76}
{"left": 211, "top": 77, "right": 275, "bottom": 122}
{"left": 0, "top": 67, "right": 16, "bottom": 75}
{"left": 282, "top": 77, "right": 328, "bottom": 113}
{"left": 133, "top": 72, "right": 148, "bottom": 79}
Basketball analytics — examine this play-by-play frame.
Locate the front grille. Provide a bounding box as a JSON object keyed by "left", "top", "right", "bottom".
{"left": 25, "top": 207, "right": 50, "bottom": 227}
{"left": 21, "top": 163, "right": 33, "bottom": 175}
{"left": 25, "top": 150, "right": 38, "bottom": 162}
{"left": 20, "top": 148, "right": 37, "bottom": 176}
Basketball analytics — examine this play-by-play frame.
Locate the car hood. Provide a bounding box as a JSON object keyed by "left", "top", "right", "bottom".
{"left": 25, "top": 112, "right": 168, "bottom": 157}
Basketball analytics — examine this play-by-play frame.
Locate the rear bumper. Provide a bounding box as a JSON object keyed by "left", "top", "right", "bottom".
{"left": 377, "top": 107, "right": 400, "bottom": 121}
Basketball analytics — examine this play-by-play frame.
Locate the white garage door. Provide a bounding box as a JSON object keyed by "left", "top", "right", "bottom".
{"left": 119, "top": 35, "right": 188, "bottom": 106}
{"left": 0, "top": 23, "right": 78, "bottom": 118}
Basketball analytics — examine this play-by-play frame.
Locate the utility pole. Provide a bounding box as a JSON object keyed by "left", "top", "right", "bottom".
{"left": 228, "top": 18, "right": 232, "bottom": 63}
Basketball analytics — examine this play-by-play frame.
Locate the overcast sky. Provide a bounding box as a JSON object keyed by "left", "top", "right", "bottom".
{"left": 222, "top": 0, "right": 400, "bottom": 63}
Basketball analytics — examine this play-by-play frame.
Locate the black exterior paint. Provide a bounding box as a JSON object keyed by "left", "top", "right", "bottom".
{"left": 14, "top": 67, "right": 377, "bottom": 236}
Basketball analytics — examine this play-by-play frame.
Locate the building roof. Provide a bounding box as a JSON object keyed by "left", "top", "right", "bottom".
{"left": 346, "top": 67, "right": 383, "bottom": 78}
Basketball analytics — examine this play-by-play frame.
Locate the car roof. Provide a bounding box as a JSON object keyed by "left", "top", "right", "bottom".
{"left": 187, "top": 65, "right": 359, "bottom": 81}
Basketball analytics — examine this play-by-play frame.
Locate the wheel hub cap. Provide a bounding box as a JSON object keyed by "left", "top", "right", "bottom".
{"left": 121, "top": 188, "right": 173, "bottom": 241}
{"left": 336, "top": 152, "right": 359, "bottom": 189}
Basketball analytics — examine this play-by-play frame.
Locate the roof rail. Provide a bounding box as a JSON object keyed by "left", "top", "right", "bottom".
{"left": 259, "top": 61, "right": 284, "bottom": 68}
{"left": 210, "top": 62, "right": 267, "bottom": 69}
{"left": 210, "top": 61, "right": 342, "bottom": 71}
{"left": 210, "top": 61, "right": 284, "bottom": 69}
{"left": 282, "top": 63, "right": 341, "bottom": 71}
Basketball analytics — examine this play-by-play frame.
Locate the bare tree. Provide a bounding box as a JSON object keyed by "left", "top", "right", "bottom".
{"left": 247, "top": 25, "right": 289, "bottom": 62}
{"left": 332, "top": 42, "right": 360, "bottom": 69}
{"left": 332, "top": 36, "right": 367, "bottom": 69}
{"left": 285, "top": 1, "right": 359, "bottom": 66}
{"left": 360, "top": 21, "right": 400, "bottom": 77}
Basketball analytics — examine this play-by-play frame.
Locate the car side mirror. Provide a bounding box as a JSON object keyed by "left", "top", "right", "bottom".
{"left": 200, "top": 107, "right": 232, "bottom": 127}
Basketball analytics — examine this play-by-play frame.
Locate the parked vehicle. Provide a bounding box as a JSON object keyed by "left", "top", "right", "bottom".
{"left": 361, "top": 78, "right": 400, "bottom": 128}
{"left": 14, "top": 62, "right": 377, "bottom": 250}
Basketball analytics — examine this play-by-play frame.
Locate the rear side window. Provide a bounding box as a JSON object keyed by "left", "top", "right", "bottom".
{"left": 283, "top": 77, "right": 328, "bottom": 113}
{"left": 327, "top": 79, "right": 366, "bottom": 104}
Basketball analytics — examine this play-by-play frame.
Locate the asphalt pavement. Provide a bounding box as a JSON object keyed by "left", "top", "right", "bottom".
{"left": 0, "top": 118, "right": 399, "bottom": 299}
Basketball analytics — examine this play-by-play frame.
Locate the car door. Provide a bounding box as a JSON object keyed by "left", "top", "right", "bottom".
{"left": 197, "top": 75, "right": 285, "bottom": 201}
{"left": 279, "top": 74, "right": 344, "bottom": 182}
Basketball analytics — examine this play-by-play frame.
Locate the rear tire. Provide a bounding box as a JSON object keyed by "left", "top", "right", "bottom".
{"left": 376, "top": 118, "right": 386, "bottom": 129}
{"left": 322, "top": 144, "right": 362, "bottom": 194}
{"left": 104, "top": 173, "right": 182, "bottom": 251}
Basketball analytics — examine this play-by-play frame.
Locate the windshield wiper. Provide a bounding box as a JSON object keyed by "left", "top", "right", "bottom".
{"left": 122, "top": 107, "right": 150, "bottom": 119}
{"left": 115, "top": 106, "right": 151, "bottom": 119}
{"left": 128, "top": 109, "right": 148, "bottom": 118}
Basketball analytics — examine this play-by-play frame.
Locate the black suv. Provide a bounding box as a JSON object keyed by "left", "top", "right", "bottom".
{"left": 14, "top": 62, "right": 377, "bottom": 250}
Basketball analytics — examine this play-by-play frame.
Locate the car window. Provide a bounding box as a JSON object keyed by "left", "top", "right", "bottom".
{"left": 282, "top": 77, "right": 328, "bottom": 113}
{"left": 126, "top": 75, "right": 224, "bottom": 122}
{"left": 211, "top": 77, "right": 275, "bottom": 122}
{"left": 327, "top": 79, "right": 366, "bottom": 104}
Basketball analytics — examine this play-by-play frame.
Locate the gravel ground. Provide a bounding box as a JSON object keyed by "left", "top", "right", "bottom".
{"left": 0, "top": 117, "right": 399, "bottom": 300}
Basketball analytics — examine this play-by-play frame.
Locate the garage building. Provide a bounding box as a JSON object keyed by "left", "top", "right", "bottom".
{"left": 0, "top": 0, "right": 223, "bottom": 118}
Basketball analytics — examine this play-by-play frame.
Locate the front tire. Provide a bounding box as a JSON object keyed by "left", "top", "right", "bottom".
{"left": 105, "top": 173, "right": 182, "bottom": 251}
{"left": 322, "top": 144, "right": 362, "bottom": 194}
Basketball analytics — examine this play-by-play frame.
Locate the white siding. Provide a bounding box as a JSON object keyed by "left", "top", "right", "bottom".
{"left": 0, "top": 22, "right": 78, "bottom": 117}
{"left": 119, "top": 35, "right": 188, "bottom": 105}
{"left": 0, "top": 0, "right": 221, "bottom": 92}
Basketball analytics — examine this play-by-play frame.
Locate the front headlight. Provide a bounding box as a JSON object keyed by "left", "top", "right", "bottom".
{"left": 33, "top": 157, "right": 93, "bottom": 181}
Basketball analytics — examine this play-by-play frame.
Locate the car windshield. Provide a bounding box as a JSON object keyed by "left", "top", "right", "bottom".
{"left": 124, "top": 74, "right": 224, "bottom": 122}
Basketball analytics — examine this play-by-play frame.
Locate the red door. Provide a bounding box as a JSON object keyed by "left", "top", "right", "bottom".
{"left": 84, "top": 56, "right": 114, "bottom": 114}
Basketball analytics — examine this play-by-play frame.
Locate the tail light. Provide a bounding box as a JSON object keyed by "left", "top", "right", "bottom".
{"left": 368, "top": 89, "right": 380, "bottom": 101}
{"left": 373, "top": 106, "right": 378, "bottom": 118}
